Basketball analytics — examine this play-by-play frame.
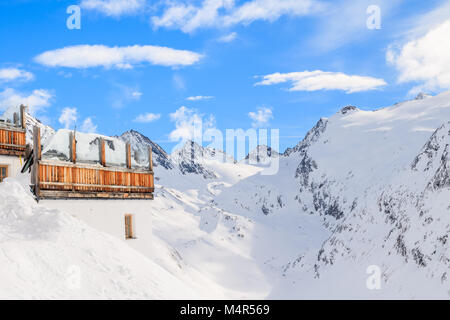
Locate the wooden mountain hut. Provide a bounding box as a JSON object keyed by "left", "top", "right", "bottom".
{"left": 0, "top": 105, "right": 27, "bottom": 182}
{"left": 31, "top": 126, "right": 154, "bottom": 200}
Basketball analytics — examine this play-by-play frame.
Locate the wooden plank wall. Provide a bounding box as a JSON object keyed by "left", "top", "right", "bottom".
{"left": 37, "top": 162, "right": 154, "bottom": 194}
{"left": 32, "top": 124, "right": 154, "bottom": 199}
{"left": 0, "top": 128, "right": 26, "bottom": 152}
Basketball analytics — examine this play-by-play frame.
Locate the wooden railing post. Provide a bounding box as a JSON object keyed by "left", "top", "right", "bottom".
{"left": 70, "top": 131, "right": 76, "bottom": 163}
{"left": 13, "top": 112, "right": 19, "bottom": 126}
{"left": 100, "top": 138, "right": 106, "bottom": 166}
{"left": 148, "top": 146, "right": 153, "bottom": 172}
{"left": 20, "top": 105, "right": 27, "bottom": 129}
{"left": 32, "top": 126, "right": 41, "bottom": 199}
{"left": 126, "top": 143, "right": 131, "bottom": 169}
{"left": 34, "top": 126, "right": 41, "bottom": 160}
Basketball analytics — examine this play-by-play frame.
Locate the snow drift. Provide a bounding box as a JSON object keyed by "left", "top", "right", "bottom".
{"left": 0, "top": 176, "right": 200, "bottom": 299}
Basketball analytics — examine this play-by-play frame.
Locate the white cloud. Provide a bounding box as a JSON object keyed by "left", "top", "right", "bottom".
{"left": 248, "top": 106, "right": 273, "bottom": 127}
{"left": 0, "top": 88, "right": 53, "bottom": 114}
{"left": 59, "top": 107, "right": 78, "bottom": 129}
{"left": 58, "top": 107, "right": 97, "bottom": 132}
{"left": 186, "top": 95, "right": 214, "bottom": 101}
{"left": 34, "top": 44, "right": 203, "bottom": 69}
{"left": 223, "top": 0, "right": 323, "bottom": 26}
{"left": 80, "top": 0, "right": 145, "bottom": 17}
{"left": 133, "top": 113, "right": 161, "bottom": 123}
{"left": 0, "top": 68, "right": 34, "bottom": 82}
{"left": 169, "top": 106, "right": 215, "bottom": 143}
{"left": 151, "top": 0, "right": 324, "bottom": 33}
{"left": 217, "top": 32, "right": 237, "bottom": 43}
{"left": 81, "top": 117, "right": 98, "bottom": 133}
{"left": 255, "top": 70, "right": 386, "bottom": 93}
{"left": 387, "top": 19, "right": 450, "bottom": 93}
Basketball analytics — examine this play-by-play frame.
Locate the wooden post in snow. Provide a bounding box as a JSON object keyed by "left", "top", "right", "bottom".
{"left": 20, "top": 105, "right": 27, "bottom": 129}
{"left": 100, "top": 138, "right": 106, "bottom": 166}
{"left": 69, "top": 131, "right": 77, "bottom": 163}
{"left": 126, "top": 143, "right": 131, "bottom": 169}
{"left": 148, "top": 146, "right": 153, "bottom": 172}
{"left": 13, "top": 112, "right": 19, "bottom": 126}
{"left": 69, "top": 131, "right": 77, "bottom": 191}
{"left": 32, "top": 126, "right": 41, "bottom": 199}
{"left": 34, "top": 126, "right": 41, "bottom": 161}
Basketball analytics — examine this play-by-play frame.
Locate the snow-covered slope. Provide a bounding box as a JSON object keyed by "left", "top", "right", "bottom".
{"left": 0, "top": 176, "right": 201, "bottom": 299}
{"left": 218, "top": 91, "right": 450, "bottom": 298}
{"left": 0, "top": 91, "right": 448, "bottom": 299}
{"left": 242, "top": 145, "right": 280, "bottom": 165}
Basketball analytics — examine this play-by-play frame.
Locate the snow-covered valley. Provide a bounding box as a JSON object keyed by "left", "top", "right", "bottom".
{"left": 1, "top": 92, "right": 449, "bottom": 299}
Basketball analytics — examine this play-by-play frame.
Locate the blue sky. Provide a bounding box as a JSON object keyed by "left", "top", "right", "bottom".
{"left": 1, "top": 0, "right": 449, "bottom": 155}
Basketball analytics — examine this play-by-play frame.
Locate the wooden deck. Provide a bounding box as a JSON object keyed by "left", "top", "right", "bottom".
{"left": 0, "top": 125, "right": 26, "bottom": 156}
{"left": 32, "top": 126, "right": 154, "bottom": 200}
{"left": 36, "top": 160, "right": 154, "bottom": 199}
{"left": 0, "top": 105, "right": 27, "bottom": 156}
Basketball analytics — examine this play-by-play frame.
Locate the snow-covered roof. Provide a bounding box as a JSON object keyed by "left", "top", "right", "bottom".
{"left": 0, "top": 105, "right": 23, "bottom": 128}
{"left": 42, "top": 129, "right": 146, "bottom": 168}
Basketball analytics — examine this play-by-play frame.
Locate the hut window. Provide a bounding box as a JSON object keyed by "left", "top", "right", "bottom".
{"left": 124, "top": 214, "right": 135, "bottom": 239}
{"left": 0, "top": 165, "right": 8, "bottom": 182}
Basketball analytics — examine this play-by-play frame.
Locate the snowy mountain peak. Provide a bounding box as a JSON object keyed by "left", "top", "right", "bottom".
{"left": 172, "top": 140, "right": 235, "bottom": 163}
{"left": 118, "top": 130, "right": 174, "bottom": 170}
{"left": 243, "top": 145, "right": 280, "bottom": 164}
{"left": 415, "top": 92, "right": 433, "bottom": 100}
{"left": 340, "top": 105, "right": 359, "bottom": 115}
{"left": 284, "top": 117, "right": 328, "bottom": 156}
{"left": 171, "top": 140, "right": 236, "bottom": 179}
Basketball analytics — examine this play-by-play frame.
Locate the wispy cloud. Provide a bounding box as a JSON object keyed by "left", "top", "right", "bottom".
{"left": 306, "top": 0, "right": 402, "bottom": 52}
{"left": 59, "top": 107, "right": 78, "bottom": 129}
{"left": 255, "top": 70, "right": 386, "bottom": 93}
{"left": 173, "top": 74, "right": 186, "bottom": 91}
{"left": 248, "top": 106, "right": 273, "bottom": 127}
{"left": 80, "top": 0, "right": 146, "bottom": 17}
{"left": 387, "top": 17, "right": 450, "bottom": 94}
{"left": 186, "top": 95, "right": 214, "bottom": 101}
{"left": 133, "top": 113, "right": 161, "bottom": 123}
{"left": 131, "top": 91, "right": 142, "bottom": 99}
{"left": 0, "top": 68, "right": 34, "bottom": 82}
{"left": 217, "top": 32, "right": 237, "bottom": 43}
{"left": 81, "top": 117, "right": 98, "bottom": 133}
{"left": 34, "top": 44, "right": 203, "bottom": 69}
{"left": 0, "top": 88, "right": 53, "bottom": 114}
{"left": 59, "top": 107, "right": 98, "bottom": 132}
{"left": 169, "top": 106, "right": 215, "bottom": 143}
{"left": 151, "top": 0, "right": 325, "bottom": 33}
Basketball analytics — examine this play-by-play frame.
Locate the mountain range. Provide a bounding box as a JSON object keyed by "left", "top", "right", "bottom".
{"left": 3, "top": 91, "right": 449, "bottom": 298}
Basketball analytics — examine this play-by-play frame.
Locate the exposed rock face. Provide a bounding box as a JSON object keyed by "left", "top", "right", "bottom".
{"left": 340, "top": 105, "right": 358, "bottom": 115}
{"left": 170, "top": 140, "right": 222, "bottom": 179}
{"left": 284, "top": 117, "right": 328, "bottom": 157}
{"left": 244, "top": 145, "right": 280, "bottom": 165}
